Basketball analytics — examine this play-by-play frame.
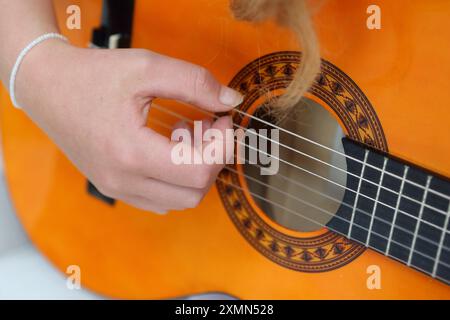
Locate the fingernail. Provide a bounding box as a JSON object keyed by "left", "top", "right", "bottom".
{"left": 219, "top": 86, "right": 244, "bottom": 107}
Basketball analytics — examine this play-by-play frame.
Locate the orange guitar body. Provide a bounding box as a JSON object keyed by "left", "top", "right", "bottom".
{"left": 1, "top": 0, "right": 450, "bottom": 299}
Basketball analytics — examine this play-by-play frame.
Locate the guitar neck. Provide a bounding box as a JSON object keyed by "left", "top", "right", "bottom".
{"left": 328, "top": 138, "right": 450, "bottom": 285}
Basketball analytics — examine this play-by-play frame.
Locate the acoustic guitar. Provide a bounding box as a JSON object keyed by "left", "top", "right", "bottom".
{"left": 1, "top": 0, "right": 450, "bottom": 299}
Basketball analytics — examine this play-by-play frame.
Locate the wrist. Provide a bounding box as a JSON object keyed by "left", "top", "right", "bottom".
{"left": 13, "top": 38, "right": 80, "bottom": 111}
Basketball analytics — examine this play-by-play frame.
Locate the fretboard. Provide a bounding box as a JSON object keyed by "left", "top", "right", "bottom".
{"left": 328, "top": 138, "right": 450, "bottom": 285}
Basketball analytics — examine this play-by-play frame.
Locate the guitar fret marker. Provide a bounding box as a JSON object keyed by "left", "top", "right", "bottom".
{"left": 385, "top": 166, "right": 409, "bottom": 256}
{"left": 347, "top": 149, "right": 369, "bottom": 238}
{"left": 365, "top": 157, "right": 388, "bottom": 247}
{"left": 407, "top": 175, "right": 432, "bottom": 266}
{"left": 433, "top": 202, "right": 450, "bottom": 278}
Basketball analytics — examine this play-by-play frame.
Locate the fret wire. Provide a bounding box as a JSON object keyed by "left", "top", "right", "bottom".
{"left": 433, "top": 202, "right": 450, "bottom": 277}
{"left": 235, "top": 151, "right": 447, "bottom": 252}
{"left": 155, "top": 103, "right": 450, "bottom": 218}
{"left": 366, "top": 157, "right": 388, "bottom": 247}
{"left": 407, "top": 176, "right": 432, "bottom": 266}
{"left": 153, "top": 105, "right": 450, "bottom": 234}
{"left": 385, "top": 166, "right": 409, "bottom": 256}
{"left": 215, "top": 173, "right": 448, "bottom": 267}
{"left": 151, "top": 117, "right": 450, "bottom": 256}
{"left": 347, "top": 149, "right": 369, "bottom": 238}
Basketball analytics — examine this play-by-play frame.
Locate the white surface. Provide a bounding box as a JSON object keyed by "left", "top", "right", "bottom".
{"left": 0, "top": 245, "right": 100, "bottom": 299}
{"left": 0, "top": 148, "right": 28, "bottom": 256}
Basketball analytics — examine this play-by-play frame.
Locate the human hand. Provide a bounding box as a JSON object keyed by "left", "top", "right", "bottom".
{"left": 15, "top": 40, "right": 242, "bottom": 214}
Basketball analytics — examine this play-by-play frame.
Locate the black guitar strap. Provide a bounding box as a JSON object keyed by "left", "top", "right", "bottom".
{"left": 91, "top": 0, "right": 135, "bottom": 49}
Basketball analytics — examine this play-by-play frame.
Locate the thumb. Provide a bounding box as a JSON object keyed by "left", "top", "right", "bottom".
{"left": 147, "top": 53, "right": 244, "bottom": 112}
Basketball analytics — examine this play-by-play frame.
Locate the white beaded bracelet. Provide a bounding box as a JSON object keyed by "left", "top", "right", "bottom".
{"left": 9, "top": 33, "right": 68, "bottom": 109}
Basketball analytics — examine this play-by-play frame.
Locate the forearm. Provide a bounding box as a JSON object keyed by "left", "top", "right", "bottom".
{"left": 0, "top": 0, "right": 59, "bottom": 86}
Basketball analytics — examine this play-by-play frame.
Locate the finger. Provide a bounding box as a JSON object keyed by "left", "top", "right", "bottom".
{"left": 172, "top": 120, "right": 191, "bottom": 131}
{"left": 202, "top": 115, "right": 235, "bottom": 181}
{"left": 127, "top": 177, "right": 206, "bottom": 210}
{"left": 201, "top": 118, "right": 213, "bottom": 133}
{"left": 121, "top": 194, "right": 168, "bottom": 215}
{"left": 134, "top": 129, "right": 208, "bottom": 188}
{"left": 180, "top": 116, "right": 234, "bottom": 193}
{"left": 133, "top": 116, "right": 233, "bottom": 188}
{"left": 147, "top": 54, "right": 243, "bottom": 112}
{"left": 171, "top": 118, "right": 213, "bottom": 150}
{"left": 172, "top": 117, "right": 212, "bottom": 142}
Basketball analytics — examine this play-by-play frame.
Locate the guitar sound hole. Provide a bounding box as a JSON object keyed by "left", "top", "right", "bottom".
{"left": 242, "top": 98, "right": 347, "bottom": 232}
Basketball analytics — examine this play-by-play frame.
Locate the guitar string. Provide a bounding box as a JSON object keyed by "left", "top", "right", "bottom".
{"left": 149, "top": 117, "right": 450, "bottom": 255}
{"left": 226, "top": 164, "right": 450, "bottom": 255}
{"left": 170, "top": 99, "right": 450, "bottom": 203}
{"left": 232, "top": 105, "right": 450, "bottom": 201}
{"left": 151, "top": 103, "right": 450, "bottom": 232}
{"left": 215, "top": 175, "right": 450, "bottom": 284}
{"left": 148, "top": 118, "right": 450, "bottom": 282}
{"left": 175, "top": 101, "right": 450, "bottom": 213}
{"left": 151, "top": 104, "right": 450, "bottom": 234}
